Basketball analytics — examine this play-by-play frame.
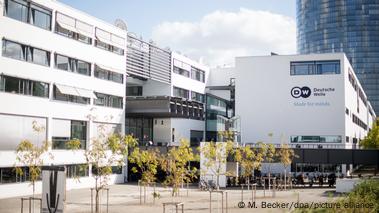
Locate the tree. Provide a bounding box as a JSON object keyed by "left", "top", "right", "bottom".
{"left": 234, "top": 146, "right": 256, "bottom": 185}
{"left": 70, "top": 131, "right": 137, "bottom": 213}
{"left": 160, "top": 139, "right": 198, "bottom": 196}
{"left": 265, "top": 143, "right": 276, "bottom": 190}
{"left": 277, "top": 143, "right": 297, "bottom": 190}
{"left": 15, "top": 121, "right": 51, "bottom": 198}
{"left": 360, "top": 119, "right": 379, "bottom": 149}
{"left": 200, "top": 132, "right": 234, "bottom": 190}
{"left": 128, "top": 147, "right": 160, "bottom": 184}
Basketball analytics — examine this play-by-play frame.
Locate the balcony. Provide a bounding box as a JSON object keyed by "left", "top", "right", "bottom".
{"left": 125, "top": 96, "right": 204, "bottom": 120}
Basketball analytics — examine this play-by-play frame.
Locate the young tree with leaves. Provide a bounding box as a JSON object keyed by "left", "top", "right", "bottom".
{"left": 160, "top": 139, "right": 198, "bottom": 196}
{"left": 265, "top": 143, "right": 276, "bottom": 190}
{"left": 70, "top": 131, "right": 137, "bottom": 213}
{"left": 360, "top": 119, "right": 379, "bottom": 149}
{"left": 15, "top": 121, "right": 51, "bottom": 198}
{"left": 200, "top": 131, "right": 234, "bottom": 190}
{"left": 128, "top": 147, "right": 160, "bottom": 184}
{"left": 277, "top": 144, "right": 297, "bottom": 190}
{"left": 235, "top": 146, "right": 256, "bottom": 186}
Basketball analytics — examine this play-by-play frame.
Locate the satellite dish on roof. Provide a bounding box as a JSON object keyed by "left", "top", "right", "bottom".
{"left": 114, "top": 19, "right": 127, "bottom": 31}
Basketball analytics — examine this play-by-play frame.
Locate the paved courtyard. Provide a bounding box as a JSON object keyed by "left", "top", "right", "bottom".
{"left": 0, "top": 184, "right": 340, "bottom": 213}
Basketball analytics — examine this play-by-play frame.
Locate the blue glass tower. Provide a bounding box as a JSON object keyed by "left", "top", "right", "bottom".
{"left": 297, "top": 0, "right": 379, "bottom": 114}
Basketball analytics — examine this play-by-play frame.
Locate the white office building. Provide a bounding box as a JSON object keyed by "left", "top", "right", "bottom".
{"left": 236, "top": 53, "right": 376, "bottom": 148}
{"left": 0, "top": 0, "right": 127, "bottom": 198}
{"left": 125, "top": 35, "right": 209, "bottom": 147}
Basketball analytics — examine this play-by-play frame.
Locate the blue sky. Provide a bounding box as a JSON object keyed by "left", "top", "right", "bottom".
{"left": 60, "top": 0, "right": 295, "bottom": 39}
{"left": 60, "top": 0, "right": 297, "bottom": 66}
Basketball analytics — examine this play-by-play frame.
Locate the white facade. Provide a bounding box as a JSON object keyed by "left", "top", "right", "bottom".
{"left": 125, "top": 51, "right": 209, "bottom": 146}
{"left": 235, "top": 53, "right": 376, "bottom": 147}
{"left": 0, "top": 0, "right": 127, "bottom": 197}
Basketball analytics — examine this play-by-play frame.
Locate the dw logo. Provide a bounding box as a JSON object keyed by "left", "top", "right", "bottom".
{"left": 291, "top": 86, "right": 311, "bottom": 98}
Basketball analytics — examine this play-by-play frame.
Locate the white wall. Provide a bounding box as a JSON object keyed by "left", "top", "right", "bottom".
{"left": 171, "top": 118, "right": 205, "bottom": 144}
{"left": 235, "top": 53, "right": 363, "bottom": 145}
{"left": 0, "top": 0, "right": 127, "bottom": 197}
{"left": 153, "top": 118, "right": 171, "bottom": 144}
{"left": 171, "top": 52, "right": 209, "bottom": 96}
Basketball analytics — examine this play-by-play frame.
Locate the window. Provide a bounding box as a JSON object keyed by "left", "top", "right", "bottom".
{"left": 290, "top": 135, "right": 342, "bottom": 143}
{"left": 2, "top": 39, "right": 50, "bottom": 66}
{"left": 55, "top": 13, "right": 92, "bottom": 45}
{"left": 0, "top": 75, "right": 49, "bottom": 98}
{"left": 290, "top": 60, "right": 340, "bottom": 75}
{"left": 4, "top": 0, "right": 28, "bottom": 23}
{"left": 173, "top": 66, "right": 190, "bottom": 77}
{"left": 191, "top": 67, "right": 205, "bottom": 82}
{"left": 352, "top": 114, "right": 367, "bottom": 130}
{"left": 4, "top": 0, "right": 52, "bottom": 30}
{"left": 173, "top": 87, "right": 189, "bottom": 99}
{"left": 94, "top": 93, "right": 123, "bottom": 109}
{"left": 191, "top": 91, "right": 205, "bottom": 103}
{"left": 94, "top": 65, "right": 123, "bottom": 83}
{"left": 0, "top": 167, "right": 38, "bottom": 184}
{"left": 55, "top": 54, "right": 91, "bottom": 76}
{"left": 53, "top": 85, "right": 90, "bottom": 104}
{"left": 71, "top": 120, "right": 87, "bottom": 149}
{"left": 95, "top": 28, "right": 125, "bottom": 55}
{"left": 126, "top": 86, "right": 142, "bottom": 96}
{"left": 30, "top": 4, "right": 51, "bottom": 30}
{"left": 95, "top": 40, "right": 125, "bottom": 55}
{"left": 66, "top": 164, "right": 89, "bottom": 178}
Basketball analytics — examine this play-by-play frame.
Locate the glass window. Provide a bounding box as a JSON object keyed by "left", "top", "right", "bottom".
{"left": 0, "top": 75, "right": 49, "bottom": 98}
{"left": 290, "top": 60, "right": 340, "bottom": 75}
{"left": 55, "top": 54, "right": 91, "bottom": 76}
{"left": 173, "top": 87, "right": 189, "bottom": 99}
{"left": 290, "top": 135, "right": 342, "bottom": 143}
{"left": 56, "top": 54, "right": 69, "bottom": 70}
{"left": 191, "top": 67, "right": 205, "bottom": 82}
{"left": 173, "top": 66, "right": 190, "bottom": 77}
{"left": 2, "top": 40, "right": 25, "bottom": 60}
{"left": 30, "top": 5, "right": 51, "bottom": 30}
{"left": 4, "top": 0, "right": 51, "bottom": 31}
{"left": 94, "top": 92, "right": 123, "bottom": 108}
{"left": 5, "top": 0, "right": 28, "bottom": 23}
{"left": 3, "top": 76, "right": 19, "bottom": 94}
{"left": 77, "top": 60, "right": 91, "bottom": 76}
{"left": 94, "top": 66, "right": 123, "bottom": 83}
{"left": 53, "top": 85, "right": 89, "bottom": 104}
{"left": 71, "top": 120, "right": 87, "bottom": 149}
{"left": 2, "top": 39, "right": 50, "bottom": 66}
{"left": 31, "top": 48, "right": 50, "bottom": 66}
{"left": 191, "top": 91, "right": 205, "bottom": 103}
{"left": 126, "top": 86, "right": 142, "bottom": 96}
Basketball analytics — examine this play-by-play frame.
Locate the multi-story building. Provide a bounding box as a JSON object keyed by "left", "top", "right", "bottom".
{"left": 236, "top": 53, "right": 376, "bottom": 148}
{"left": 0, "top": 0, "right": 127, "bottom": 198}
{"left": 297, "top": 0, "right": 379, "bottom": 114}
{"left": 125, "top": 34, "right": 209, "bottom": 147}
{"left": 235, "top": 53, "right": 376, "bottom": 174}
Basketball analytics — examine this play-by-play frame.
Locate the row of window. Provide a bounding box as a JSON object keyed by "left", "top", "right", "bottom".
{"left": 4, "top": 0, "right": 52, "bottom": 30}
{"left": 348, "top": 70, "right": 368, "bottom": 106}
{"left": 173, "top": 87, "right": 205, "bottom": 103}
{"left": 0, "top": 74, "right": 123, "bottom": 108}
{"left": 352, "top": 114, "right": 367, "bottom": 130}
{"left": 0, "top": 75, "right": 49, "bottom": 98}
{"left": 2, "top": 39, "right": 124, "bottom": 83}
{"left": 290, "top": 60, "right": 340, "bottom": 75}
{"left": 4, "top": 0, "right": 125, "bottom": 56}
{"left": 0, "top": 164, "right": 121, "bottom": 184}
{"left": 173, "top": 59, "right": 205, "bottom": 83}
{"left": 290, "top": 135, "right": 342, "bottom": 143}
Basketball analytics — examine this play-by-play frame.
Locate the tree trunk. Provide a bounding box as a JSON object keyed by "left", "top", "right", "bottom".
{"left": 284, "top": 167, "right": 287, "bottom": 190}
{"left": 95, "top": 189, "right": 100, "bottom": 213}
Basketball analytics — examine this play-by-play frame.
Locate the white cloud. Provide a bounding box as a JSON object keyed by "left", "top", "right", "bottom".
{"left": 151, "top": 8, "right": 296, "bottom": 67}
